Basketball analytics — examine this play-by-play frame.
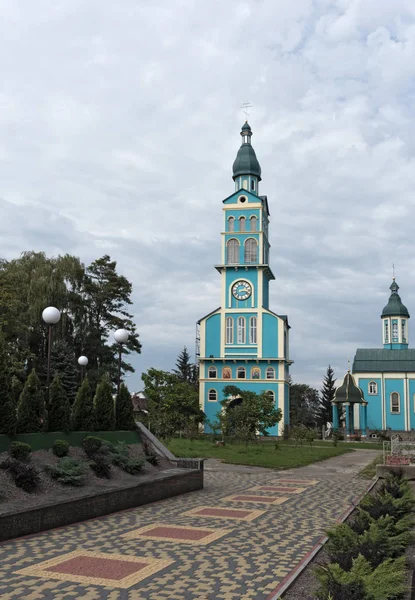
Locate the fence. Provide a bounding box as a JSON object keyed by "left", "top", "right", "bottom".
{"left": 383, "top": 434, "right": 415, "bottom": 465}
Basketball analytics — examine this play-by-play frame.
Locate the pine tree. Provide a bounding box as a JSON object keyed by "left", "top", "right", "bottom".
{"left": 71, "top": 377, "right": 95, "bottom": 431}
{"left": 0, "top": 335, "right": 16, "bottom": 435}
{"left": 51, "top": 340, "right": 78, "bottom": 404}
{"left": 17, "top": 369, "right": 47, "bottom": 433}
{"left": 94, "top": 374, "right": 115, "bottom": 431}
{"left": 173, "top": 346, "right": 193, "bottom": 382}
{"left": 316, "top": 365, "right": 336, "bottom": 427}
{"left": 116, "top": 383, "right": 135, "bottom": 430}
{"left": 48, "top": 374, "right": 71, "bottom": 433}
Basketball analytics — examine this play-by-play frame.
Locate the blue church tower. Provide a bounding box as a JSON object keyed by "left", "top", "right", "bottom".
{"left": 197, "top": 122, "right": 291, "bottom": 435}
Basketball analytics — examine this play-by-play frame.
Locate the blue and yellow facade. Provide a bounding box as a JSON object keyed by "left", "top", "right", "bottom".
{"left": 351, "top": 279, "right": 415, "bottom": 434}
{"left": 198, "top": 122, "right": 291, "bottom": 435}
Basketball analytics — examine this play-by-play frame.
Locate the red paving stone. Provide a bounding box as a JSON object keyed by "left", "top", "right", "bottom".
{"left": 232, "top": 495, "right": 278, "bottom": 503}
{"left": 46, "top": 556, "right": 146, "bottom": 581}
{"left": 196, "top": 508, "right": 252, "bottom": 518}
{"left": 139, "top": 526, "right": 212, "bottom": 541}
{"left": 256, "top": 486, "right": 302, "bottom": 493}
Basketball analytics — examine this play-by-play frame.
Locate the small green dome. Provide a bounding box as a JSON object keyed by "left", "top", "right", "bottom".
{"left": 381, "top": 280, "right": 410, "bottom": 318}
{"left": 333, "top": 371, "right": 365, "bottom": 404}
{"left": 232, "top": 122, "right": 262, "bottom": 181}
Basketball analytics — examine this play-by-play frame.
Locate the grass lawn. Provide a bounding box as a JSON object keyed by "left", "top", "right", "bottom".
{"left": 264, "top": 439, "right": 384, "bottom": 451}
{"left": 357, "top": 454, "right": 383, "bottom": 479}
{"left": 166, "top": 438, "right": 355, "bottom": 470}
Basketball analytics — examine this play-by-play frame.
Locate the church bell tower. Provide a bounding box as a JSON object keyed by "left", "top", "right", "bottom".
{"left": 197, "top": 122, "right": 291, "bottom": 435}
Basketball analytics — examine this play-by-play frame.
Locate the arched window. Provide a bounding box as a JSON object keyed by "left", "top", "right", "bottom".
{"left": 402, "top": 320, "right": 407, "bottom": 342}
{"left": 208, "top": 367, "right": 217, "bottom": 379}
{"left": 237, "top": 317, "right": 246, "bottom": 344}
{"left": 266, "top": 390, "right": 275, "bottom": 403}
{"left": 391, "top": 392, "right": 400, "bottom": 413}
{"left": 251, "top": 179, "right": 255, "bottom": 191}
{"left": 250, "top": 216, "right": 257, "bottom": 231}
{"left": 226, "top": 317, "right": 233, "bottom": 344}
{"left": 208, "top": 389, "right": 217, "bottom": 402}
{"left": 244, "top": 238, "right": 258, "bottom": 263}
{"left": 266, "top": 367, "right": 275, "bottom": 379}
{"left": 384, "top": 321, "right": 389, "bottom": 343}
{"left": 227, "top": 239, "right": 239, "bottom": 264}
{"left": 392, "top": 320, "right": 398, "bottom": 342}
{"left": 237, "top": 367, "right": 246, "bottom": 379}
{"left": 239, "top": 216, "right": 246, "bottom": 232}
{"left": 368, "top": 381, "right": 377, "bottom": 395}
{"left": 228, "top": 216, "right": 235, "bottom": 232}
{"left": 249, "top": 316, "right": 257, "bottom": 344}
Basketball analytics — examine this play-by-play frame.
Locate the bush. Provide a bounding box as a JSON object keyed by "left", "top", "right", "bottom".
{"left": 116, "top": 383, "right": 136, "bottom": 430}
{"left": 48, "top": 375, "right": 71, "bottom": 433}
{"left": 94, "top": 374, "right": 115, "bottom": 431}
{"left": 16, "top": 369, "right": 46, "bottom": 433}
{"left": 82, "top": 436, "right": 103, "bottom": 458}
{"left": 90, "top": 453, "right": 112, "bottom": 478}
{"left": 52, "top": 439, "right": 70, "bottom": 458}
{"left": 145, "top": 455, "right": 159, "bottom": 466}
{"left": 0, "top": 336, "right": 17, "bottom": 436}
{"left": 112, "top": 453, "right": 144, "bottom": 474}
{"left": 360, "top": 488, "right": 415, "bottom": 522}
{"left": 0, "top": 457, "right": 40, "bottom": 492}
{"left": 46, "top": 457, "right": 87, "bottom": 486}
{"left": 71, "top": 377, "right": 95, "bottom": 431}
{"left": 9, "top": 441, "right": 32, "bottom": 461}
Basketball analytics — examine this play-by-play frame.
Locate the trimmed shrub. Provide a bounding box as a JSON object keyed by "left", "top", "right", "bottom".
{"left": 145, "top": 455, "right": 159, "bottom": 466}
{"left": 90, "top": 453, "right": 112, "bottom": 478}
{"left": 9, "top": 441, "right": 32, "bottom": 461}
{"left": 94, "top": 374, "right": 115, "bottom": 431}
{"left": 52, "top": 439, "right": 70, "bottom": 458}
{"left": 116, "top": 383, "right": 136, "bottom": 430}
{"left": 46, "top": 457, "right": 87, "bottom": 486}
{"left": 82, "top": 436, "right": 103, "bottom": 458}
{"left": 17, "top": 369, "right": 47, "bottom": 433}
{"left": 48, "top": 375, "right": 71, "bottom": 433}
{"left": 360, "top": 488, "right": 415, "bottom": 522}
{"left": 0, "top": 458, "right": 40, "bottom": 493}
{"left": 0, "top": 335, "right": 17, "bottom": 435}
{"left": 112, "top": 453, "right": 144, "bottom": 474}
{"left": 71, "top": 377, "right": 95, "bottom": 431}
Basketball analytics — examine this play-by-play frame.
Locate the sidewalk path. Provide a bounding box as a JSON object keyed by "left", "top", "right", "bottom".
{"left": 0, "top": 450, "right": 379, "bottom": 600}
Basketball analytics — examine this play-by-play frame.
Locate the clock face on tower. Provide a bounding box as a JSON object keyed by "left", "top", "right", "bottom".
{"left": 232, "top": 280, "right": 252, "bottom": 300}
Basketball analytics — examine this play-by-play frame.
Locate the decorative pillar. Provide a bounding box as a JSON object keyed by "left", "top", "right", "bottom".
{"left": 332, "top": 403, "right": 339, "bottom": 429}
{"left": 350, "top": 404, "right": 355, "bottom": 435}
{"left": 361, "top": 403, "right": 368, "bottom": 437}
{"left": 344, "top": 402, "right": 350, "bottom": 437}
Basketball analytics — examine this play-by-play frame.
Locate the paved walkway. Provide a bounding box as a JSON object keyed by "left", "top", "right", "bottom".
{"left": 0, "top": 450, "right": 379, "bottom": 600}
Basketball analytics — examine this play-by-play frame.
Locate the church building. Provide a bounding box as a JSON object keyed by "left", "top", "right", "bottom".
{"left": 352, "top": 279, "right": 415, "bottom": 433}
{"left": 197, "top": 122, "right": 291, "bottom": 435}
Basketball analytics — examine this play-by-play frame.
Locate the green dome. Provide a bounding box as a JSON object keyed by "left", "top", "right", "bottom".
{"left": 381, "top": 280, "right": 410, "bottom": 318}
{"left": 232, "top": 122, "right": 262, "bottom": 181}
{"left": 333, "top": 371, "right": 365, "bottom": 404}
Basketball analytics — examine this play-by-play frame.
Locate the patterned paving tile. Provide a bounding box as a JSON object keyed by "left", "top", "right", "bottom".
{"left": 249, "top": 486, "right": 306, "bottom": 494}
{"left": 122, "top": 523, "right": 232, "bottom": 545}
{"left": 222, "top": 494, "right": 290, "bottom": 505}
{"left": 271, "top": 479, "right": 318, "bottom": 485}
{"left": 182, "top": 506, "right": 266, "bottom": 522}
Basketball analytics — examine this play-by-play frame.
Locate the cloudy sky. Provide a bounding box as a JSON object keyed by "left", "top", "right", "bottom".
{"left": 1, "top": 0, "right": 415, "bottom": 391}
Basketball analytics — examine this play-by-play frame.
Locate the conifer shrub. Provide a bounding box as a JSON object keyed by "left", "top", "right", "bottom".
{"left": 52, "top": 439, "right": 70, "bottom": 458}
{"left": 16, "top": 369, "right": 46, "bottom": 433}
{"left": 116, "top": 383, "right": 135, "bottom": 430}
{"left": 0, "top": 336, "right": 17, "bottom": 436}
{"left": 145, "top": 455, "right": 159, "bottom": 466}
{"left": 0, "top": 458, "right": 40, "bottom": 493}
{"left": 89, "top": 453, "right": 112, "bottom": 478}
{"left": 94, "top": 374, "right": 115, "bottom": 431}
{"left": 82, "top": 435, "right": 103, "bottom": 458}
{"left": 360, "top": 487, "right": 415, "bottom": 521}
{"left": 71, "top": 377, "right": 95, "bottom": 431}
{"left": 9, "top": 441, "right": 32, "bottom": 461}
{"left": 46, "top": 457, "right": 87, "bottom": 486}
{"left": 48, "top": 375, "right": 71, "bottom": 433}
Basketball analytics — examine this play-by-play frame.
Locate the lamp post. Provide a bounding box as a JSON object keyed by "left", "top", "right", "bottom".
{"left": 78, "top": 355, "right": 88, "bottom": 381}
{"left": 114, "top": 328, "right": 129, "bottom": 396}
{"left": 42, "top": 306, "right": 61, "bottom": 405}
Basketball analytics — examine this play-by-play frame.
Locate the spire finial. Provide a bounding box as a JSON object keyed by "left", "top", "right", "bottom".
{"left": 240, "top": 102, "right": 252, "bottom": 120}
{"left": 392, "top": 262, "right": 396, "bottom": 280}
{"left": 347, "top": 358, "right": 350, "bottom": 372}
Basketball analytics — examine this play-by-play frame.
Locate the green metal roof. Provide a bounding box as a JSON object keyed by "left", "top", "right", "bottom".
{"left": 353, "top": 348, "right": 415, "bottom": 373}
{"left": 232, "top": 122, "right": 262, "bottom": 181}
{"left": 381, "top": 279, "right": 410, "bottom": 318}
{"left": 333, "top": 371, "right": 365, "bottom": 404}
{"left": 241, "top": 121, "right": 252, "bottom": 132}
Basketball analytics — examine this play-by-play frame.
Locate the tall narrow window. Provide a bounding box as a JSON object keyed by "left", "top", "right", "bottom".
{"left": 392, "top": 320, "right": 398, "bottom": 342}
{"left": 237, "top": 367, "right": 246, "bottom": 379}
{"left": 208, "top": 367, "right": 217, "bottom": 379}
{"left": 368, "top": 381, "right": 377, "bottom": 395}
{"left": 227, "top": 239, "right": 239, "bottom": 264}
{"left": 237, "top": 317, "right": 246, "bottom": 344}
{"left": 266, "top": 390, "right": 275, "bottom": 402}
{"left": 249, "top": 317, "right": 257, "bottom": 344}
{"left": 251, "top": 179, "right": 255, "bottom": 191}
{"left": 266, "top": 367, "right": 275, "bottom": 379}
{"left": 391, "top": 392, "right": 400, "bottom": 413}
{"left": 244, "top": 238, "right": 258, "bottom": 263}
{"left": 225, "top": 317, "right": 233, "bottom": 344}
{"left": 208, "top": 389, "right": 217, "bottom": 402}
{"left": 228, "top": 216, "right": 235, "bottom": 232}
{"left": 384, "top": 321, "right": 389, "bottom": 343}
{"left": 402, "top": 320, "right": 406, "bottom": 342}
{"left": 250, "top": 216, "right": 257, "bottom": 231}
{"left": 239, "top": 216, "right": 246, "bottom": 232}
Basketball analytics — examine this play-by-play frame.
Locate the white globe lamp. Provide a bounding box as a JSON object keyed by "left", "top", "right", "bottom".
{"left": 114, "top": 329, "right": 129, "bottom": 344}
{"left": 42, "top": 306, "right": 61, "bottom": 325}
{"left": 78, "top": 356, "right": 88, "bottom": 367}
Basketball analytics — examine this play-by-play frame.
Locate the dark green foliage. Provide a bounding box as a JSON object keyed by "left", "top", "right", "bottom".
{"left": 0, "top": 458, "right": 40, "bottom": 492}
{"left": 0, "top": 334, "right": 17, "bottom": 435}
{"left": 113, "top": 455, "right": 144, "bottom": 474}
{"left": 71, "top": 377, "right": 95, "bottom": 431}
{"left": 116, "top": 383, "right": 135, "bottom": 430}
{"left": 316, "top": 365, "right": 336, "bottom": 427}
{"left": 378, "top": 473, "right": 408, "bottom": 498}
{"left": 52, "top": 439, "right": 70, "bottom": 458}
{"left": 172, "top": 346, "right": 196, "bottom": 385}
{"left": 16, "top": 369, "right": 46, "bottom": 433}
{"left": 46, "top": 457, "right": 87, "bottom": 486}
{"left": 9, "top": 441, "right": 31, "bottom": 461}
{"left": 82, "top": 435, "right": 103, "bottom": 458}
{"left": 94, "top": 374, "right": 115, "bottom": 431}
{"left": 360, "top": 487, "right": 415, "bottom": 521}
{"left": 90, "top": 453, "right": 112, "bottom": 478}
{"left": 50, "top": 340, "right": 78, "bottom": 405}
{"left": 48, "top": 374, "right": 71, "bottom": 433}
{"left": 145, "top": 455, "right": 159, "bottom": 466}
{"left": 289, "top": 381, "right": 320, "bottom": 428}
